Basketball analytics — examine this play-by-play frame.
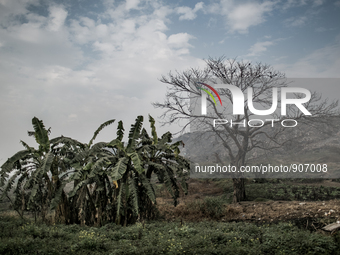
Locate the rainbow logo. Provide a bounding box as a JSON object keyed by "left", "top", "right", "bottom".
{"left": 197, "top": 82, "right": 222, "bottom": 106}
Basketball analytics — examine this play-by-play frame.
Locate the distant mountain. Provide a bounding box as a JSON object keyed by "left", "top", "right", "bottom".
{"left": 173, "top": 116, "right": 340, "bottom": 170}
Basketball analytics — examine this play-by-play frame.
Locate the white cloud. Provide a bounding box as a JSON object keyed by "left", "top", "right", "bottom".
{"left": 0, "top": 0, "right": 39, "bottom": 26}
{"left": 284, "top": 16, "right": 307, "bottom": 27}
{"left": 335, "top": 1, "right": 340, "bottom": 7}
{"left": 69, "top": 18, "right": 95, "bottom": 44}
{"left": 0, "top": 0, "right": 204, "bottom": 165}
{"left": 312, "top": 0, "right": 324, "bottom": 6}
{"left": 102, "top": 0, "right": 115, "bottom": 9}
{"left": 125, "top": 0, "right": 140, "bottom": 10}
{"left": 153, "top": 5, "right": 173, "bottom": 20}
{"left": 210, "top": 0, "right": 275, "bottom": 34}
{"left": 95, "top": 24, "right": 109, "bottom": 38}
{"left": 283, "top": 0, "right": 324, "bottom": 8}
{"left": 282, "top": 0, "right": 324, "bottom": 9}
{"left": 315, "top": 26, "right": 335, "bottom": 33}
{"left": 48, "top": 6, "right": 68, "bottom": 31}
{"left": 282, "top": 0, "right": 302, "bottom": 10}
{"left": 247, "top": 41, "right": 274, "bottom": 56}
{"left": 176, "top": 2, "right": 203, "bottom": 21}
{"left": 68, "top": 113, "right": 78, "bottom": 121}
{"left": 168, "top": 33, "right": 194, "bottom": 49}
{"left": 274, "top": 35, "right": 340, "bottom": 78}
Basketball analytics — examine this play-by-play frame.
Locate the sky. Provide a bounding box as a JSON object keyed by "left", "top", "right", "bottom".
{"left": 0, "top": 0, "right": 340, "bottom": 165}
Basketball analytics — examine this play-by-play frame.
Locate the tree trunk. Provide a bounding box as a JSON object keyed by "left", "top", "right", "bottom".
{"left": 55, "top": 191, "right": 71, "bottom": 224}
{"left": 232, "top": 178, "right": 246, "bottom": 203}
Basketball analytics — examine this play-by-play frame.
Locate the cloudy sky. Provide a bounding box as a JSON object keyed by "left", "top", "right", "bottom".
{"left": 0, "top": 0, "right": 340, "bottom": 165}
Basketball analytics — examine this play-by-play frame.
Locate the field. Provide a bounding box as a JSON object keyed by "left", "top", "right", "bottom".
{"left": 1, "top": 178, "right": 340, "bottom": 254}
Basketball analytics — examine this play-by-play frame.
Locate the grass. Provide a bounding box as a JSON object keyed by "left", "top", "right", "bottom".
{"left": 246, "top": 182, "right": 340, "bottom": 201}
{"left": 0, "top": 215, "right": 339, "bottom": 255}
{"left": 1, "top": 179, "right": 340, "bottom": 254}
{"left": 196, "top": 178, "right": 340, "bottom": 202}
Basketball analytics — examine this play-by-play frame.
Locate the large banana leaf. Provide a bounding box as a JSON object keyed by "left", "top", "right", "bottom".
{"left": 128, "top": 152, "right": 143, "bottom": 174}
{"left": 32, "top": 117, "right": 50, "bottom": 153}
{"left": 148, "top": 115, "right": 158, "bottom": 145}
{"left": 0, "top": 150, "right": 30, "bottom": 184}
{"left": 88, "top": 119, "right": 115, "bottom": 147}
{"left": 110, "top": 157, "right": 128, "bottom": 180}
{"left": 116, "top": 120, "right": 124, "bottom": 141}
{"left": 127, "top": 115, "right": 143, "bottom": 153}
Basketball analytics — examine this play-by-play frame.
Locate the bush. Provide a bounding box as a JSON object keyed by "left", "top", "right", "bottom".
{"left": 246, "top": 183, "right": 340, "bottom": 201}
{"left": 0, "top": 216, "right": 339, "bottom": 254}
{"left": 186, "top": 196, "right": 226, "bottom": 219}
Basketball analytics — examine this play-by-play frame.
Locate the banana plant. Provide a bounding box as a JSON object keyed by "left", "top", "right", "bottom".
{"left": 106, "top": 115, "right": 189, "bottom": 226}
{"left": 62, "top": 119, "right": 116, "bottom": 226}
{"left": 0, "top": 117, "right": 83, "bottom": 221}
{"left": 106, "top": 115, "right": 154, "bottom": 226}
{"left": 67, "top": 116, "right": 151, "bottom": 226}
{"left": 69, "top": 115, "right": 189, "bottom": 226}
{"left": 0, "top": 116, "right": 189, "bottom": 227}
{"left": 141, "top": 115, "right": 189, "bottom": 206}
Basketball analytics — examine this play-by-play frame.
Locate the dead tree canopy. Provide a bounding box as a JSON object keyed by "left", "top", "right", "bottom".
{"left": 153, "top": 56, "right": 339, "bottom": 203}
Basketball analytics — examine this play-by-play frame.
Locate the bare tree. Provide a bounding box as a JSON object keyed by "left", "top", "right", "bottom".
{"left": 153, "top": 56, "right": 338, "bottom": 203}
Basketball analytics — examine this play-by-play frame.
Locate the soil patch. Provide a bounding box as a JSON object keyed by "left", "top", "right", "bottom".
{"left": 157, "top": 179, "right": 340, "bottom": 227}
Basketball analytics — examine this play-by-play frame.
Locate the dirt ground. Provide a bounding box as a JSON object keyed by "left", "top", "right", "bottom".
{"left": 223, "top": 200, "right": 340, "bottom": 222}
{"left": 157, "top": 179, "right": 340, "bottom": 226}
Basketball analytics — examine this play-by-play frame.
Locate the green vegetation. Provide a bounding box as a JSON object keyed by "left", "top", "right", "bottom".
{"left": 246, "top": 182, "right": 340, "bottom": 201}
{"left": 0, "top": 216, "right": 338, "bottom": 255}
{"left": 1, "top": 117, "right": 340, "bottom": 254}
{"left": 0, "top": 116, "right": 189, "bottom": 226}
{"left": 179, "top": 196, "right": 227, "bottom": 220}
{"left": 212, "top": 179, "right": 340, "bottom": 202}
